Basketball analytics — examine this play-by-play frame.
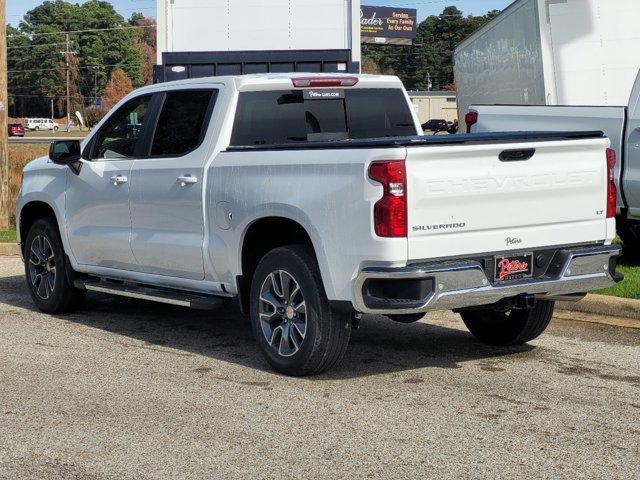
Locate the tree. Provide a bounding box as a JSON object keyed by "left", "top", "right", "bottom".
{"left": 129, "top": 14, "right": 157, "bottom": 49}
{"left": 129, "top": 14, "right": 157, "bottom": 85}
{"left": 6, "top": 25, "right": 30, "bottom": 116}
{"left": 8, "top": 0, "right": 145, "bottom": 117}
{"left": 103, "top": 68, "right": 133, "bottom": 108}
{"left": 54, "top": 51, "right": 84, "bottom": 118}
{"left": 361, "top": 56, "right": 394, "bottom": 75}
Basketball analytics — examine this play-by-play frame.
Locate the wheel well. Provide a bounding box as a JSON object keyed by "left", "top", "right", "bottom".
{"left": 19, "top": 201, "right": 57, "bottom": 254}
{"left": 238, "top": 217, "right": 316, "bottom": 313}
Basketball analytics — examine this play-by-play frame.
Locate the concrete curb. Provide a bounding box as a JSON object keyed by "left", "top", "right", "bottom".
{"left": 557, "top": 294, "right": 640, "bottom": 327}
{"left": 0, "top": 243, "right": 20, "bottom": 256}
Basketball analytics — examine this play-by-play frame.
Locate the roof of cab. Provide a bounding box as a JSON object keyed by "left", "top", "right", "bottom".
{"left": 134, "top": 73, "right": 404, "bottom": 94}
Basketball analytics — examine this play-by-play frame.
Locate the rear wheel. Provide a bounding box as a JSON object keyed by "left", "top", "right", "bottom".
{"left": 459, "top": 300, "right": 554, "bottom": 346}
{"left": 24, "top": 218, "right": 86, "bottom": 313}
{"left": 250, "top": 245, "right": 351, "bottom": 376}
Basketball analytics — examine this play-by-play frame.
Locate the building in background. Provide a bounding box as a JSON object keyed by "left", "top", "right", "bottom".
{"left": 408, "top": 91, "right": 458, "bottom": 124}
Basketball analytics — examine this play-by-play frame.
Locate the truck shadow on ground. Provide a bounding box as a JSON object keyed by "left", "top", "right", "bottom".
{"left": 1, "top": 273, "right": 534, "bottom": 379}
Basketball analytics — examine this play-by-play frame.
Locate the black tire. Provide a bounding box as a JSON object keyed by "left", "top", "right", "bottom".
{"left": 460, "top": 300, "right": 554, "bottom": 346}
{"left": 24, "top": 218, "right": 86, "bottom": 313}
{"left": 249, "top": 245, "right": 351, "bottom": 376}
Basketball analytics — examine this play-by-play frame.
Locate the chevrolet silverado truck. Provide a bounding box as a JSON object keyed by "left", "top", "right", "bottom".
{"left": 466, "top": 70, "right": 640, "bottom": 258}
{"left": 17, "top": 73, "right": 621, "bottom": 376}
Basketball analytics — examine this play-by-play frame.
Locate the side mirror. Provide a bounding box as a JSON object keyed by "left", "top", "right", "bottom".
{"left": 49, "top": 140, "right": 81, "bottom": 164}
{"left": 49, "top": 140, "right": 82, "bottom": 174}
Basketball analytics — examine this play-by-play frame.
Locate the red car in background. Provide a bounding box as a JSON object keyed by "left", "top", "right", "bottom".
{"left": 8, "top": 123, "right": 26, "bottom": 137}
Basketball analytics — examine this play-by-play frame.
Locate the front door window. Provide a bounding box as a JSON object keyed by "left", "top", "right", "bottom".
{"left": 92, "top": 96, "right": 151, "bottom": 160}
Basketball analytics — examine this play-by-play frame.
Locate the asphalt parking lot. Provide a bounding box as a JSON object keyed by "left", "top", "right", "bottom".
{"left": 1, "top": 256, "right": 639, "bottom": 479}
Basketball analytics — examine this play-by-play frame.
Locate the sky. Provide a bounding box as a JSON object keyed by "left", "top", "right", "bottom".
{"left": 8, "top": 0, "right": 512, "bottom": 26}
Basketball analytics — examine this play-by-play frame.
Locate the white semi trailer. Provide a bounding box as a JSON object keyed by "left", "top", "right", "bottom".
{"left": 454, "top": 0, "right": 640, "bottom": 120}
{"left": 155, "top": 0, "right": 362, "bottom": 82}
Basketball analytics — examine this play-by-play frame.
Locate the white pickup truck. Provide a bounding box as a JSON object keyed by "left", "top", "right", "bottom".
{"left": 467, "top": 71, "right": 640, "bottom": 257}
{"left": 17, "top": 73, "right": 621, "bottom": 375}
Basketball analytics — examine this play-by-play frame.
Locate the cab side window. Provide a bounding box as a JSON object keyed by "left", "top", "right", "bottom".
{"left": 92, "top": 95, "right": 151, "bottom": 160}
{"left": 150, "top": 90, "right": 216, "bottom": 157}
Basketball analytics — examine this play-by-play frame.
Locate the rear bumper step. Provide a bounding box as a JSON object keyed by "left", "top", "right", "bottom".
{"left": 353, "top": 245, "right": 621, "bottom": 315}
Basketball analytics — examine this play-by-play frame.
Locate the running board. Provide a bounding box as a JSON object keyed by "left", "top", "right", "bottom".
{"left": 74, "top": 279, "right": 227, "bottom": 310}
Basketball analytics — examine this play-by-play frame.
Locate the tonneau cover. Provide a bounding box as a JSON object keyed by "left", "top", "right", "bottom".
{"left": 226, "top": 131, "right": 605, "bottom": 151}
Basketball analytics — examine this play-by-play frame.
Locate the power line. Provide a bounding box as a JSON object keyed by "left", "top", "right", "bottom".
{"left": 8, "top": 24, "right": 156, "bottom": 38}
{"left": 9, "top": 94, "right": 101, "bottom": 99}
{"left": 7, "top": 42, "right": 67, "bottom": 50}
{"left": 9, "top": 62, "right": 142, "bottom": 74}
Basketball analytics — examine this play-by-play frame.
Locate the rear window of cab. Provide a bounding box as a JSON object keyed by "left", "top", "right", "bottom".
{"left": 230, "top": 88, "right": 416, "bottom": 147}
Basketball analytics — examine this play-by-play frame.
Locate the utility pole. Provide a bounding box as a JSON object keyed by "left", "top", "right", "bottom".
{"left": 0, "top": 0, "right": 10, "bottom": 230}
{"left": 65, "top": 33, "right": 70, "bottom": 129}
{"left": 60, "top": 35, "right": 77, "bottom": 132}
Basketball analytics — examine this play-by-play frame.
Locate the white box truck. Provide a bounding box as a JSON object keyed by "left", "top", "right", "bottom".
{"left": 155, "top": 0, "right": 362, "bottom": 82}
{"left": 454, "top": 0, "right": 640, "bottom": 120}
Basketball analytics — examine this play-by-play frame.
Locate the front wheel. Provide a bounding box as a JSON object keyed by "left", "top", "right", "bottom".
{"left": 24, "top": 218, "right": 86, "bottom": 313}
{"left": 250, "top": 245, "right": 351, "bottom": 376}
{"left": 460, "top": 300, "right": 554, "bottom": 346}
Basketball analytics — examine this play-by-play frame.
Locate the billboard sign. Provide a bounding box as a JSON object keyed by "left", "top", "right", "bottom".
{"left": 361, "top": 6, "right": 418, "bottom": 45}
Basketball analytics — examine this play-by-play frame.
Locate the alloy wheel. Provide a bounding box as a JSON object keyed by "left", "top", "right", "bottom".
{"left": 28, "top": 235, "right": 56, "bottom": 300}
{"left": 258, "top": 270, "right": 307, "bottom": 357}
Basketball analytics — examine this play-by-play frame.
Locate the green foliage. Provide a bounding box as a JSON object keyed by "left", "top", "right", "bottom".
{"left": 363, "top": 6, "right": 499, "bottom": 90}
{"left": 8, "top": 0, "right": 147, "bottom": 118}
{"left": 0, "top": 230, "right": 17, "bottom": 243}
{"left": 596, "top": 264, "right": 640, "bottom": 300}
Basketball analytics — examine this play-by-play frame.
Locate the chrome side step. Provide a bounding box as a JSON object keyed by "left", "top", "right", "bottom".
{"left": 74, "top": 279, "right": 227, "bottom": 310}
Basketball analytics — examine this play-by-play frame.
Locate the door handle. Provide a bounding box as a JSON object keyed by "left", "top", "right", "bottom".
{"left": 178, "top": 175, "right": 198, "bottom": 187}
{"left": 110, "top": 175, "right": 128, "bottom": 185}
{"left": 499, "top": 149, "right": 535, "bottom": 162}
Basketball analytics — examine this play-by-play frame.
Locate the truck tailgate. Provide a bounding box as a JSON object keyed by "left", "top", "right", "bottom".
{"left": 405, "top": 137, "right": 611, "bottom": 261}
{"left": 471, "top": 105, "right": 627, "bottom": 210}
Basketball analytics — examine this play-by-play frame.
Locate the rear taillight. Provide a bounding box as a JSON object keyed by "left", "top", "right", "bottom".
{"left": 465, "top": 111, "right": 478, "bottom": 133}
{"left": 291, "top": 77, "right": 358, "bottom": 88}
{"left": 606, "top": 148, "right": 617, "bottom": 218}
{"left": 368, "top": 160, "right": 407, "bottom": 238}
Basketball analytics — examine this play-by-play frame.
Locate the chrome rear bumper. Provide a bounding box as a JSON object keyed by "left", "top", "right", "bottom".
{"left": 353, "top": 245, "right": 621, "bottom": 315}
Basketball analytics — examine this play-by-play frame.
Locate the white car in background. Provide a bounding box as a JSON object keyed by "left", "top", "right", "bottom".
{"left": 25, "top": 118, "right": 59, "bottom": 131}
